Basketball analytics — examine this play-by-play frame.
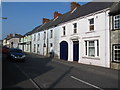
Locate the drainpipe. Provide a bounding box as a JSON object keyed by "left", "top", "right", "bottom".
{"left": 109, "top": 15, "right": 112, "bottom": 68}
{"left": 46, "top": 30, "right": 49, "bottom": 56}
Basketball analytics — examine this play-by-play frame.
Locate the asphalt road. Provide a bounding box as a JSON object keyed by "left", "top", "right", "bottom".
{"left": 2, "top": 53, "right": 119, "bottom": 89}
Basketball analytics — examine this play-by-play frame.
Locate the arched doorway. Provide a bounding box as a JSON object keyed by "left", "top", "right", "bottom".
{"left": 60, "top": 41, "right": 68, "bottom": 60}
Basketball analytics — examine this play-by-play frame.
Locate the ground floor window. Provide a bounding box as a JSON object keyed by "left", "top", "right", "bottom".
{"left": 37, "top": 44, "right": 39, "bottom": 54}
{"left": 113, "top": 44, "right": 120, "bottom": 62}
{"left": 85, "top": 40, "right": 99, "bottom": 57}
{"left": 27, "top": 44, "right": 29, "bottom": 51}
{"left": 34, "top": 44, "right": 36, "bottom": 52}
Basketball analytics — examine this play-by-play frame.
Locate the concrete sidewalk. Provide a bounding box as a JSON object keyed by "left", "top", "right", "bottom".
{"left": 26, "top": 52, "right": 119, "bottom": 79}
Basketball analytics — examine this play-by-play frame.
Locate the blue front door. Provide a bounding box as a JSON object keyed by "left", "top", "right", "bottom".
{"left": 60, "top": 41, "right": 68, "bottom": 60}
{"left": 73, "top": 41, "right": 79, "bottom": 61}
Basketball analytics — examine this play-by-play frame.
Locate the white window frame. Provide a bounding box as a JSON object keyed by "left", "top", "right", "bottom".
{"left": 85, "top": 40, "right": 99, "bottom": 57}
{"left": 38, "top": 33, "right": 40, "bottom": 41}
{"left": 113, "top": 44, "right": 120, "bottom": 62}
{"left": 50, "top": 43, "right": 53, "bottom": 47}
{"left": 50, "top": 30, "right": 53, "bottom": 38}
{"left": 34, "top": 44, "right": 36, "bottom": 52}
{"left": 73, "top": 23, "right": 77, "bottom": 33}
{"left": 63, "top": 26, "right": 66, "bottom": 36}
{"left": 44, "top": 32, "right": 46, "bottom": 40}
{"left": 113, "top": 14, "right": 120, "bottom": 29}
{"left": 37, "top": 44, "right": 39, "bottom": 54}
{"left": 89, "top": 18, "right": 94, "bottom": 31}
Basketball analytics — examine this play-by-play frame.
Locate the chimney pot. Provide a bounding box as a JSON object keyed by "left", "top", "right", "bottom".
{"left": 9, "top": 34, "right": 13, "bottom": 38}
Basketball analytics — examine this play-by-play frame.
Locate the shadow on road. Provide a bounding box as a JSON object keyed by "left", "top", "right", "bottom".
{"left": 2, "top": 53, "right": 54, "bottom": 89}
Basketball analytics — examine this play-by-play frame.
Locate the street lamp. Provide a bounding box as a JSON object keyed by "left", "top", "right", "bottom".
{"left": 2, "top": 17, "right": 7, "bottom": 19}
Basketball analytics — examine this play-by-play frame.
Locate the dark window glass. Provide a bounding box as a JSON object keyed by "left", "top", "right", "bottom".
{"left": 85, "top": 41, "right": 87, "bottom": 55}
{"left": 73, "top": 23, "right": 77, "bottom": 33}
{"left": 113, "top": 44, "right": 120, "bottom": 62}
{"left": 50, "top": 43, "right": 53, "bottom": 47}
{"left": 63, "top": 26, "right": 66, "bottom": 35}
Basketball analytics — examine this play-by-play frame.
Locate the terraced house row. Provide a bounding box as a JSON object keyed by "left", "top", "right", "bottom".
{"left": 3, "top": 2, "right": 120, "bottom": 69}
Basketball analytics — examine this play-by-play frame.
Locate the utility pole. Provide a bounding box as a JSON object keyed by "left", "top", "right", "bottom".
{"left": 2, "top": 17, "right": 7, "bottom": 19}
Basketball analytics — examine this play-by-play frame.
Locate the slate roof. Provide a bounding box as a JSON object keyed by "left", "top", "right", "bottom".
{"left": 62, "top": 2, "right": 114, "bottom": 23}
{"left": 27, "top": 2, "right": 114, "bottom": 35}
{"left": 109, "top": 2, "right": 120, "bottom": 16}
{"left": 13, "top": 34, "right": 23, "bottom": 38}
{"left": 36, "top": 11, "right": 71, "bottom": 33}
{"left": 24, "top": 25, "right": 42, "bottom": 36}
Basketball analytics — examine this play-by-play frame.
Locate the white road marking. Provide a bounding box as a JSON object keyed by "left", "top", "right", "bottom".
{"left": 14, "top": 63, "right": 40, "bottom": 89}
{"left": 71, "top": 76, "right": 103, "bottom": 90}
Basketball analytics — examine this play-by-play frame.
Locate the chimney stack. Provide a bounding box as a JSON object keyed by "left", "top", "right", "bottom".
{"left": 70, "top": 2, "right": 81, "bottom": 11}
{"left": 9, "top": 34, "right": 13, "bottom": 38}
{"left": 54, "top": 11, "right": 62, "bottom": 19}
{"left": 42, "top": 18, "right": 50, "bottom": 24}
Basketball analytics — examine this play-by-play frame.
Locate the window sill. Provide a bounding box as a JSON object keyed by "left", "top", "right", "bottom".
{"left": 85, "top": 31, "right": 95, "bottom": 34}
{"left": 82, "top": 56, "right": 100, "bottom": 60}
{"left": 71, "top": 33, "right": 78, "bottom": 36}
{"left": 112, "top": 60, "right": 120, "bottom": 63}
{"left": 111, "top": 29, "right": 120, "bottom": 31}
{"left": 61, "top": 35, "right": 66, "bottom": 37}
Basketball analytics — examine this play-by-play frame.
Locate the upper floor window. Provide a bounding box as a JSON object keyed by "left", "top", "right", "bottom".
{"left": 73, "top": 23, "right": 77, "bottom": 33}
{"left": 50, "top": 43, "right": 53, "bottom": 47}
{"left": 38, "top": 33, "right": 40, "bottom": 41}
{"left": 89, "top": 18, "right": 94, "bottom": 31}
{"left": 19, "top": 38, "right": 21, "bottom": 42}
{"left": 113, "top": 14, "right": 120, "bottom": 29}
{"left": 50, "top": 30, "right": 53, "bottom": 38}
{"left": 34, "top": 44, "right": 36, "bottom": 52}
{"left": 34, "top": 34, "right": 36, "bottom": 41}
{"left": 113, "top": 44, "right": 120, "bottom": 62}
{"left": 44, "top": 32, "right": 46, "bottom": 40}
{"left": 63, "top": 26, "right": 66, "bottom": 36}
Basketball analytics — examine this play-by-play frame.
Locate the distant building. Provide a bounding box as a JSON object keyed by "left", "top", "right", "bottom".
{"left": 3, "top": 34, "right": 23, "bottom": 48}
{"left": 19, "top": 31, "right": 32, "bottom": 52}
{"left": 3, "top": 34, "right": 13, "bottom": 47}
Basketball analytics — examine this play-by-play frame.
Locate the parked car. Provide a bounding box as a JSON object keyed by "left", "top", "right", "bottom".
{"left": 2, "top": 46, "right": 9, "bottom": 54}
{"left": 7, "top": 48, "right": 26, "bottom": 62}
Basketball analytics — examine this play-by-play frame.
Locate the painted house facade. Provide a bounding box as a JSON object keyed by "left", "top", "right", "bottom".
{"left": 23, "top": 34, "right": 32, "bottom": 52}
{"left": 31, "top": 12, "right": 64, "bottom": 57}
{"left": 58, "top": 2, "right": 113, "bottom": 68}
{"left": 18, "top": 2, "right": 120, "bottom": 69}
{"left": 3, "top": 34, "right": 22, "bottom": 48}
{"left": 19, "top": 31, "right": 32, "bottom": 52}
{"left": 109, "top": 2, "right": 120, "bottom": 69}
{"left": 3, "top": 34, "right": 12, "bottom": 47}
{"left": 8, "top": 34, "right": 23, "bottom": 48}
{"left": 3, "top": 38, "right": 9, "bottom": 47}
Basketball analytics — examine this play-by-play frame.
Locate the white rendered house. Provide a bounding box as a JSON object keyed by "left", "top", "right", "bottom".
{"left": 58, "top": 2, "right": 113, "bottom": 68}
